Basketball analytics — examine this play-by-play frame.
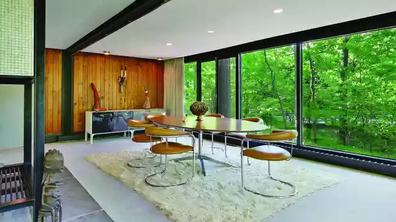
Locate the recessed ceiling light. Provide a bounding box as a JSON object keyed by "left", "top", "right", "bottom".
{"left": 103, "top": 51, "right": 110, "bottom": 55}
{"left": 273, "top": 8, "right": 283, "bottom": 13}
{"left": 207, "top": 30, "right": 215, "bottom": 34}
{"left": 157, "top": 57, "right": 163, "bottom": 61}
{"left": 166, "top": 43, "right": 172, "bottom": 46}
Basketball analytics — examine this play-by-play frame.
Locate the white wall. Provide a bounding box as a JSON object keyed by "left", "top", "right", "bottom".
{"left": 0, "top": 85, "right": 24, "bottom": 150}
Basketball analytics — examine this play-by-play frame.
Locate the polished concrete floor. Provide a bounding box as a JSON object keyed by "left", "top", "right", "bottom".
{"left": 1, "top": 137, "right": 396, "bottom": 222}
{"left": 0, "top": 148, "right": 112, "bottom": 222}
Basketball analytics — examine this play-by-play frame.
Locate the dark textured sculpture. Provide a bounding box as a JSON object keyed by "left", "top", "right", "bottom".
{"left": 190, "top": 101, "right": 209, "bottom": 121}
{"left": 38, "top": 149, "right": 64, "bottom": 222}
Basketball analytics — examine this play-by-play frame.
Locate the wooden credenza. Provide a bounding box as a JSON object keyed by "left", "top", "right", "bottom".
{"left": 85, "top": 109, "right": 164, "bottom": 144}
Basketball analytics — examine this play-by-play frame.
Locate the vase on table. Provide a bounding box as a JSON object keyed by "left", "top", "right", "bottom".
{"left": 190, "top": 101, "right": 208, "bottom": 121}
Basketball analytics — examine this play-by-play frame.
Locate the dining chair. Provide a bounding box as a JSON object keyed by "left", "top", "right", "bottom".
{"left": 204, "top": 114, "right": 227, "bottom": 157}
{"left": 225, "top": 117, "right": 263, "bottom": 164}
{"left": 127, "top": 120, "right": 162, "bottom": 168}
{"left": 145, "top": 113, "right": 183, "bottom": 142}
{"left": 240, "top": 130, "right": 298, "bottom": 198}
{"left": 144, "top": 127, "right": 196, "bottom": 187}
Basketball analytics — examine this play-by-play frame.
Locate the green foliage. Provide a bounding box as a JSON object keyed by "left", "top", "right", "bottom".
{"left": 184, "top": 28, "right": 396, "bottom": 160}
{"left": 184, "top": 62, "right": 197, "bottom": 115}
{"left": 201, "top": 61, "right": 216, "bottom": 114}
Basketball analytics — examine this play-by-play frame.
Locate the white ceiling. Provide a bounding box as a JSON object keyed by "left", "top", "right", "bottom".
{"left": 46, "top": 0, "right": 135, "bottom": 49}
{"left": 47, "top": 0, "right": 396, "bottom": 59}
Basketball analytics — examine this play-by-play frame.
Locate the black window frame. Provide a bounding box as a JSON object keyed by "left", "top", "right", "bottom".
{"left": 183, "top": 11, "right": 396, "bottom": 177}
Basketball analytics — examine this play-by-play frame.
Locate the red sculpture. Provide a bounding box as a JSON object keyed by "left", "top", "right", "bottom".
{"left": 91, "top": 83, "right": 107, "bottom": 111}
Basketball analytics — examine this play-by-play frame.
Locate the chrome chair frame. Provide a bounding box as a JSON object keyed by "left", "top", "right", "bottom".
{"left": 202, "top": 131, "right": 227, "bottom": 157}
{"left": 144, "top": 133, "right": 196, "bottom": 187}
{"left": 240, "top": 137, "right": 297, "bottom": 198}
{"left": 127, "top": 138, "right": 162, "bottom": 169}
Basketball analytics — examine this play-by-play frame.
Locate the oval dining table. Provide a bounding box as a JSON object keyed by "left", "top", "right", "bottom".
{"left": 150, "top": 115, "right": 267, "bottom": 176}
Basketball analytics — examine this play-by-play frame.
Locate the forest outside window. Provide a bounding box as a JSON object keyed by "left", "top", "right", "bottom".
{"left": 241, "top": 45, "right": 296, "bottom": 133}
{"left": 302, "top": 28, "right": 396, "bottom": 160}
{"left": 201, "top": 61, "right": 216, "bottom": 114}
{"left": 184, "top": 62, "right": 197, "bottom": 115}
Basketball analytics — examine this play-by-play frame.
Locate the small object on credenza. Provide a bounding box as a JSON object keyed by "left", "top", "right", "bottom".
{"left": 143, "top": 87, "right": 151, "bottom": 109}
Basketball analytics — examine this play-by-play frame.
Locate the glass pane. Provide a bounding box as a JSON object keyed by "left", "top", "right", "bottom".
{"left": 303, "top": 29, "right": 396, "bottom": 159}
{"left": 202, "top": 61, "right": 216, "bottom": 114}
{"left": 184, "top": 62, "right": 197, "bottom": 115}
{"left": 242, "top": 46, "right": 296, "bottom": 132}
{"left": 230, "top": 58, "right": 236, "bottom": 118}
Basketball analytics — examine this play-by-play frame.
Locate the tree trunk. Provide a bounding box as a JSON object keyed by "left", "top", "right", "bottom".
{"left": 306, "top": 43, "right": 318, "bottom": 143}
{"left": 264, "top": 50, "right": 287, "bottom": 129}
{"left": 339, "top": 36, "right": 350, "bottom": 145}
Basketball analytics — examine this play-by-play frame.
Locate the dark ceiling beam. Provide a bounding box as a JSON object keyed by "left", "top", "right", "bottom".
{"left": 185, "top": 11, "right": 396, "bottom": 63}
{"left": 66, "top": 0, "right": 170, "bottom": 54}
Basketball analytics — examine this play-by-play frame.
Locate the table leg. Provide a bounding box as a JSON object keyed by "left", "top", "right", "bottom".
{"left": 172, "top": 130, "right": 236, "bottom": 176}
{"left": 198, "top": 131, "right": 206, "bottom": 176}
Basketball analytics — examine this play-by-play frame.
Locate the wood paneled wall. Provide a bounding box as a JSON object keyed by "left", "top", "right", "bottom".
{"left": 73, "top": 53, "right": 164, "bottom": 132}
{"left": 45, "top": 49, "right": 62, "bottom": 135}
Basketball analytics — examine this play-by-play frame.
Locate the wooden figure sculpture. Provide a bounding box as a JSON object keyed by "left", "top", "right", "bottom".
{"left": 143, "top": 87, "right": 151, "bottom": 109}
{"left": 118, "top": 66, "right": 127, "bottom": 93}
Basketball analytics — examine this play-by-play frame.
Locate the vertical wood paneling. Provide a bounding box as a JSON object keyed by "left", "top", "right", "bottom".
{"left": 45, "top": 49, "right": 62, "bottom": 135}
{"left": 72, "top": 53, "right": 164, "bottom": 132}
{"left": 99, "top": 55, "right": 105, "bottom": 109}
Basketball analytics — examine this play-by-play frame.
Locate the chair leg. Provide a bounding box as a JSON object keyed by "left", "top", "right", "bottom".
{"left": 224, "top": 135, "right": 228, "bottom": 158}
{"left": 127, "top": 142, "right": 159, "bottom": 168}
{"left": 192, "top": 147, "right": 196, "bottom": 177}
{"left": 211, "top": 133, "right": 214, "bottom": 154}
{"left": 145, "top": 137, "right": 195, "bottom": 187}
{"left": 240, "top": 143, "right": 244, "bottom": 190}
{"left": 243, "top": 160, "right": 298, "bottom": 198}
{"left": 247, "top": 140, "right": 251, "bottom": 165}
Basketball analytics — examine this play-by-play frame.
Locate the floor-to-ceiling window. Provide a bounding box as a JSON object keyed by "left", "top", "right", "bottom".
{"left": 302, "top": 28, "right": 396, "bottom": 159}
{"left": 201, "top": 61, "right": 216, "bottom": 114}
{"left": 184, "top": 62, "right": 197, "bottom": 115}
{"left": 242, "top": 45, "right": 296, "bottom": 132}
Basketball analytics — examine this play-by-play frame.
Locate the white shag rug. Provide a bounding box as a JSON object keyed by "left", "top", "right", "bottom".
{"left": 86, "top": 150, "right": 339, "bottom": 222}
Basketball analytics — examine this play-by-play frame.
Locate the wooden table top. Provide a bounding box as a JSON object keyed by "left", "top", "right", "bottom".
{"left": 151, "top": 116, "right": 267, "bottom": 133}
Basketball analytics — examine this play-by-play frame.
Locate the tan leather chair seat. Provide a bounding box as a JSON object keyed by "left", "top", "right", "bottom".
{"left": 145, "top": 113, "right": 164, "bottom": 121}
{"left": 243, "top": 145, "right": 291, "bottom": 161}
{"left": 132, "top": 134, "right": 161, "bottom": 143}
{"left": 151, "top": 142, "right": 193, "bottom": 155}
{"left": 246, "top": 130, "right": 297, "bottom": 141}
{"left": 242, "top": 117, "right": 261, "bottom": 123}
{"left": 146, "top": 127, "right": 190, "bottom": 137}
{"left": 127, "top": 120, "right": 153, "bottom": 128}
